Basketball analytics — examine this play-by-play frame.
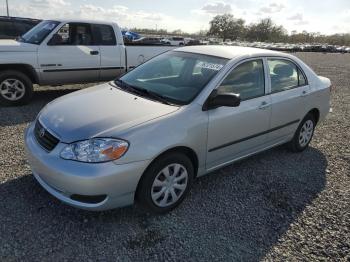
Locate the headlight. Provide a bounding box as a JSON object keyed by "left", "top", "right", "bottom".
{"left": 60, "top": 138, "right": 129, "bottom": 163}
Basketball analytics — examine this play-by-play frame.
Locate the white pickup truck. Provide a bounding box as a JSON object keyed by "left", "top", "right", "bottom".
{"left": 0, "top": 19, "right": 175, "bottom": 106}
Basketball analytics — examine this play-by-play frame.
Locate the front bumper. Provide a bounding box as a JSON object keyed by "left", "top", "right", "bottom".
{"left": 24, "top": 123, "right": 150, "bottom": 211}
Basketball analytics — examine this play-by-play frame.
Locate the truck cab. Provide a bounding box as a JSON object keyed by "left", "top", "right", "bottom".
{"left": 0, "top": 19, "right": 175, "bottom": 106}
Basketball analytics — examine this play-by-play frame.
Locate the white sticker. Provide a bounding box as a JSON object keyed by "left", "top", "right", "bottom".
{"left": 197, "top": 62, "right": 224, "bottom": 71}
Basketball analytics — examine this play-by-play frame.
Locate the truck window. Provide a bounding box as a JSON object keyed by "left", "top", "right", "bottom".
{"left": 92, "top": 24, "right": 116, "bottom": 45}
{"left": 56, "top": 23, "right": 93, "bottom": 45}
{"left": 20, "top": 20, "right": 59, "bottom": 44}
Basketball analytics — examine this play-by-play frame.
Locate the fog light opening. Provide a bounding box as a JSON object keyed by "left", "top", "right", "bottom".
{"left": 70, "top": 194, "right": 107, "bottom": 204}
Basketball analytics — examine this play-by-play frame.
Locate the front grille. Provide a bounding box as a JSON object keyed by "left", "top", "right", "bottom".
{"left": 34, "top": 121, "right": 59, "bottom": 152}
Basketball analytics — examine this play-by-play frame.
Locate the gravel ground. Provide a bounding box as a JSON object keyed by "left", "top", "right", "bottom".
{"left": 0, "top": 53, "right": 349, "bottom": 261}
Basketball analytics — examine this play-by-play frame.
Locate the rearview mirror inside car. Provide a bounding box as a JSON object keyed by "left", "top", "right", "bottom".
{"left": 203, "top": 90, "right": 241, "bottom": 111}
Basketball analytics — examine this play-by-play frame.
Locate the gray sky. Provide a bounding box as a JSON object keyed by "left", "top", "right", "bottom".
{"left": 2, "top": 0, "right": 349, "bottom": 34}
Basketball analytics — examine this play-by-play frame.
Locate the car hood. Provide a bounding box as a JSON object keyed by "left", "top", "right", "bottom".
{"left": 38, "top": 83, "right": 179, "bottom": 143}
{"left": 0, "top": 39, "right": 38, "bottom": 52}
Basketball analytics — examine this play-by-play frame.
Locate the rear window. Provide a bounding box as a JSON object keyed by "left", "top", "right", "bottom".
{"left": 92, "top": 24, "right": 116, "bottom": 45}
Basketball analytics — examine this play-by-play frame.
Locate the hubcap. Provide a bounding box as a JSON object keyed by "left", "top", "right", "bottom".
{"left": 0, "top": 79, "right": 25, "bottom": 101}
{"left": 151, "top": 163, "right": 188, "bottom": 207}
{"left": 299, "top": 120, "right": 314, "bottom": 147}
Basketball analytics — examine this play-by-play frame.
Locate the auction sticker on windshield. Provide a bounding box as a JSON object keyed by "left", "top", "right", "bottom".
{"left": 196, "top": 62, "right": 224, "bottom": 71}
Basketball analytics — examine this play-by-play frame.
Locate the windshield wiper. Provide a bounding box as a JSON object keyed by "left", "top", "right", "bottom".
{"left": 133, "top": 87, "right": 173, "bottom": 105}
{"left": 114, "top": 79, "right": 172, "bottom": 105}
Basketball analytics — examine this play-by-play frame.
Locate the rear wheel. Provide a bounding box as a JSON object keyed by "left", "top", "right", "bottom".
{"left": 137, "top": 153, "right": 194, "bottom": 213}
{"left": 0, "top": 70, "right": 33, "bottom": 106}
{"left": 288, "top": 113, "right": 316, "bottom": 152}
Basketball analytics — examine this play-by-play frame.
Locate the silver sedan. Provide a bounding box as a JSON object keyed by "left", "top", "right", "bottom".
{"left": 25, "top": 46, "right": 331, "bottom": 213}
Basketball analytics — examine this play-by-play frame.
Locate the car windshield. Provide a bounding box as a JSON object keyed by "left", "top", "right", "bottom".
{"left": 19, "top": 20, "right": 59, "bottom": 45}
{"left": 117, "top": 51, "right": 228, "bottom": 105}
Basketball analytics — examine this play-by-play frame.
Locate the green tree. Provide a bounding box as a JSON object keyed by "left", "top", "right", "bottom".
{"left": 208, "top": 14, "right": 245, "bottom": 41}
{"left": 245, "top": 18, "right": 287, "bottom": 42}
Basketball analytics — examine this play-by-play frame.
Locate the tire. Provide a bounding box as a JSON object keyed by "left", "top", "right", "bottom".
{"left": 288, "top": 113, "right": 316, "bottom": 152}
{"left": 137, "top": 152, "right": 194, "bottom": 214}
{"left": 0, "top": 70, "right": 33, "bottom": 106}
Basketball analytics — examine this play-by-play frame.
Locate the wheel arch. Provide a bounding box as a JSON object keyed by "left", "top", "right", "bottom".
{"left": 134, "top": 146, "right": 199, "bottom": 201}
{"left": 0, "top": 64, "right": 39, "bottom": 84}
{"left": 307, "top": 108, "right": 320, "bottom": 124}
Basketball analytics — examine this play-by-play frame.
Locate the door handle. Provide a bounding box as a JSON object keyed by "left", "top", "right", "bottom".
{"left": 90, "top": 50, "right": 99, "bottom": 55}
{"left": 258, "top": 101, "right": 270, "bottom": 110}
{"left": 300, "top": 90, "right": 308, "bottom": 97}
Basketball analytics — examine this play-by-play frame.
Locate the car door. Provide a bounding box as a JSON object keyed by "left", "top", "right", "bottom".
{"left": 91, "top": 24, "right": 124, "bottom": 81}
{"left": 266, "top": 58, "right": 310, "bottom": 144}
{"left": 206, "top": 58, "right": 271, "bottom": 170}
{"left": 38, "top": 22, "right": 100, "bottom": 85}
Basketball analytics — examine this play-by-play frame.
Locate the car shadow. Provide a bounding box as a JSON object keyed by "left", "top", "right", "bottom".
{"left": 0, "top": 146, "right": 327, "bottom": 261}
{"left": 0, "top": 88, "right": 81, "bottom": 127}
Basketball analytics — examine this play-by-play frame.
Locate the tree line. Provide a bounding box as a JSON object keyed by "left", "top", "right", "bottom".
{"left": 208, "top": 14, "right": 350, "bottom": 45}
{"left": 129, "top": 14, "right": 350, "bottom": 46}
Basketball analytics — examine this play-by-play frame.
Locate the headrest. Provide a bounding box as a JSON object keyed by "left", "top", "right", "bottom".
{"left": 239, "top": 62, "right": 254, "bottom": 72}
{"left": 201, "top": 67, "right": 216, "bottom": 76}
{"left": 273, "top": 64, "right": 294, "bottom": 78}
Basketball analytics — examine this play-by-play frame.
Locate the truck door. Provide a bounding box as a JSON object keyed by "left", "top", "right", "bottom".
{"left": 91, "top": 24, "right": 124, "bottom": 81}
{"left": 38, "top": 23, "right": 100, "bottom": 85}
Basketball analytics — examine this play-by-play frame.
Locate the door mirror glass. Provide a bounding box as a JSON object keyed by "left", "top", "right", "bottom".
{"left": 204, "top": 90, "right": 241, "bottom": 110}
{"left": 47, "top": 33, "right": 63, "bottom": 45}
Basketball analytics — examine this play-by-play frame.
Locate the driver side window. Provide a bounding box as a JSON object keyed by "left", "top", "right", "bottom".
{"left": 55, "top": 23, "right": 93, "bottom": 45}
{"left": 217, "top": 59, "right": 265, "bottom": 101}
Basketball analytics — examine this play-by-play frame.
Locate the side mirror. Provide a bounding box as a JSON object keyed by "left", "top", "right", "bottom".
{"left": 203, "top": 90, "right": 241, "bottom": 111}
{"left": 47, "top": 34, "right": 63, "bottom": 46}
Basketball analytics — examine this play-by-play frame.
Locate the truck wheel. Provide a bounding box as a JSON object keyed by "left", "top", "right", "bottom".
{"left": 0, "top": 70, "right": 33, "bottom": 106}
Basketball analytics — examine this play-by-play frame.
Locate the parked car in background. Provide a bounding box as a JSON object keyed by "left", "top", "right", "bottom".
{"left": 121, "top": 30, "right": 140, "bottom": 41}
{"left": 161, "top": 37, "right": 185, "bottom": 46}
{"left": 187, "top": 39, "right": 201, "bottom": 46}
{"left": 131, "top": 37, "right": 163, "bottom": 45}
{"left": 0, "top": 16, "right": 41, "bottom": 39}
{"left": 25, "top": 46, "right": 331, "bottom": 213}
{"left": 0, "top": 19, "right": 176, "bottom": 106}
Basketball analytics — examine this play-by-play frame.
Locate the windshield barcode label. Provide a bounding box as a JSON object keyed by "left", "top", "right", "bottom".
{"left": 197, "top": 62, "right": 224, "bottom": 71}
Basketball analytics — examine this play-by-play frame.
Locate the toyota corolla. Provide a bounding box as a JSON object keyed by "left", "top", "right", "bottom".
{"left": 25, "top": 46, "right": 331, "bottom": 213}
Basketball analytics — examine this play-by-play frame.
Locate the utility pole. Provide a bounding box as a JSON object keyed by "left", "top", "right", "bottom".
{"left": 6, "top": 0, "right": 9, "bottom": 16}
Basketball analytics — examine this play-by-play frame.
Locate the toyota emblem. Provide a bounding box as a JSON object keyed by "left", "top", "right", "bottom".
{"left": 39, "top": 128, "right": 46, "bottom": 138}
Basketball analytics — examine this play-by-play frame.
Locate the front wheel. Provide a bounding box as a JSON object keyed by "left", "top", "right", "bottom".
{"left": 137, "top": 153, "right": 194, "bottom": 213}
{"left": 288, "top": 114, "right": 316, "bottom": 152}
{"left": 0, "top": 70, "right": 33, "bottom": 106}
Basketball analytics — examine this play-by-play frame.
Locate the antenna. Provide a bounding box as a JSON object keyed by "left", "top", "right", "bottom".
{"left": 6, "top": 0, "right": 9, "bottom": 16}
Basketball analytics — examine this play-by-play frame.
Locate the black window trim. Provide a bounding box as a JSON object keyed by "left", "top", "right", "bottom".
{"left": 215, "top": 57, "right": 267, "bottom": 102}
{"left": 266, "top": 57, "right": 309, "bottom": 95}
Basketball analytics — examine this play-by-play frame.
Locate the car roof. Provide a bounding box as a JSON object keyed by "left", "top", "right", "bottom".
{"left": 174, "top": 45, "right": 286, "bottom": 60}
